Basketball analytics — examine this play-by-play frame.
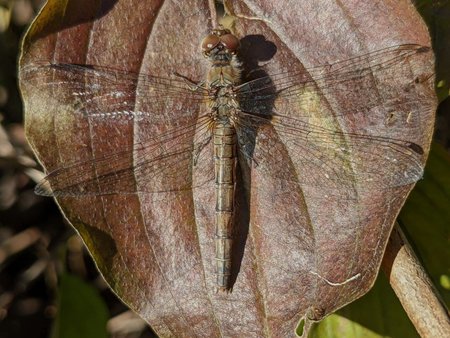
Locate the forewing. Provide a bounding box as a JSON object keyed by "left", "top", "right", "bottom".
{"left": 237, "top": 44, "right": 431, "bottom": 121}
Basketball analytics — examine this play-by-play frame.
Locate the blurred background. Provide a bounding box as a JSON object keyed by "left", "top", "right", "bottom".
{"left": 0, "top": 1, "right": 448, "bottom": 338}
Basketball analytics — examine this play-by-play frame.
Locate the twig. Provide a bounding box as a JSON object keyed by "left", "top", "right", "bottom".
{"left": 382, "top": 223, "right": 450, "bottom": 337}
{"left": 208, "top": 0, "right": 218, "bottom": 28}
{"left": 107, "top": 310, "right": 148, "bottom": 336}
{"left": 0, "top": 227, "right": 42, "bottom": 265}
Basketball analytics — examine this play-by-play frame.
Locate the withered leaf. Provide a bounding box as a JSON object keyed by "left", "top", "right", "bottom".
{"left": 19, "top": 0, "right": 436, "bottom": 337}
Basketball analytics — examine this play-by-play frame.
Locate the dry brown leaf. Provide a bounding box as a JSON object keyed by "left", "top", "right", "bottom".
{"left": 19, "top": 0, "right": 436, "bottom": 337}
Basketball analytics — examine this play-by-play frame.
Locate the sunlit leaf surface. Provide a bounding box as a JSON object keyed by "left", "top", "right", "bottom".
{"left": 19, "top": 0, "right": 437, "bottom": 336}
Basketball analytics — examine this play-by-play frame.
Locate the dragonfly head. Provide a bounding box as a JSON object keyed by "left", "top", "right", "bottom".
{"left": 201, "top": 28, "right": 239, "bottom": 63}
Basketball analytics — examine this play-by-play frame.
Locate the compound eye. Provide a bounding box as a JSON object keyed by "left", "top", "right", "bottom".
{"left": 201, "top": 34, "right": 220, "bottom": 52}
{"left": 220, "top": 33, "right": 239, "bottom": 52}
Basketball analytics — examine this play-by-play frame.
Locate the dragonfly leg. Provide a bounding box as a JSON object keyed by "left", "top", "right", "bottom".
{"left": 172, "top": 71, "right": 207, "bottom": 91}
{"left": 215, "top": 285, "right": 233, "bottom": 294}
{"left": 193, "top": 134, "right": 212, "bottom": 166}
{"left": 237, "top": 135, "right": 259, "bottom": 167}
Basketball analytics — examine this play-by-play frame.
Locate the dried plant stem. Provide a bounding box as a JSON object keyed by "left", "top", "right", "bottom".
{"left": 0, "top": 227, "right": 42, "bottom": 264}
{"left": 107, "top": 310, "right": 148, "bottom": 336}
{"left": 382, "top": 223, "right": 450, "bottom": 337}
{"left": 208, "top": 0, "right": 218, "bottom": 27}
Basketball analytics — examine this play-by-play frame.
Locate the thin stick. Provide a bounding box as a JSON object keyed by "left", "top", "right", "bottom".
{"left": 381, "top": 223, "right": 450, "bottom": 337}
{"left": 0, "top": 227, "right": 42, "bottom": 265}
{"left": 208, "top": 0, "right": 218, "bottom": 28}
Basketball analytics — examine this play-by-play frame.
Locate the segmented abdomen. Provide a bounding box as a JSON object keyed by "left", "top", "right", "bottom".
{"left": 213, "top": 121, "right": 237, "bottom": 291}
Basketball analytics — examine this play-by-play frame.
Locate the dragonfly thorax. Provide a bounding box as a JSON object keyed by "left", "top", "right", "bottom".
{"left": 210, "top": 85, "right": 239, "bottom": 125}
{"left": 206, "top": 50, "right": 241, "bottom": 127}
{"left": 207, "top": 57, "right": 241, "bottom": 87}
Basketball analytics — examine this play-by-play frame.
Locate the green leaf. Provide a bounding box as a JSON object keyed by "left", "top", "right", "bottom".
{"left": 399, "top": 143, "right": 450, "bottom": 306}
{"left": 308, "top": 273, "right": 419, "bottom": 338}
{"left": 51, "top": 273, "right": 109, "bottom": 338}
{"left": 415, "top": 0, "right": 450, "bottom": 102}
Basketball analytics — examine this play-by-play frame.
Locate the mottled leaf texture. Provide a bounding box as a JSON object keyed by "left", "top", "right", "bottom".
{"left": 19, "top": 0, "right": 436, "bottom": 337}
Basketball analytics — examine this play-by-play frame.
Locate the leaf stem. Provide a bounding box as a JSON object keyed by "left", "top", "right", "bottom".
{"left": 381, "top": 223, "right": 450, "bottom": 337}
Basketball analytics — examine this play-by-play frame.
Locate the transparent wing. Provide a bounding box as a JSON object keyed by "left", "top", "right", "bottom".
{"left": 22, "top": 63, "right": 214, "bottom": 196}
{"left": 35, "top": 117, "right": 214, "bottom": 196}
{"left": 235, "top": 109, "right": 425, "bottom": 195}
{"left": 21, "top": 62, "right": 209, "bottom": 120}
{"left": 237, "top": 44, "right": 431, "bottom": 120}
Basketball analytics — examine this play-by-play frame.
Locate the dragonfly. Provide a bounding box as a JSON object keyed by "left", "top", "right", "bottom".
{"left": 21, "top": 28, "right": 432, "bottom": 292}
